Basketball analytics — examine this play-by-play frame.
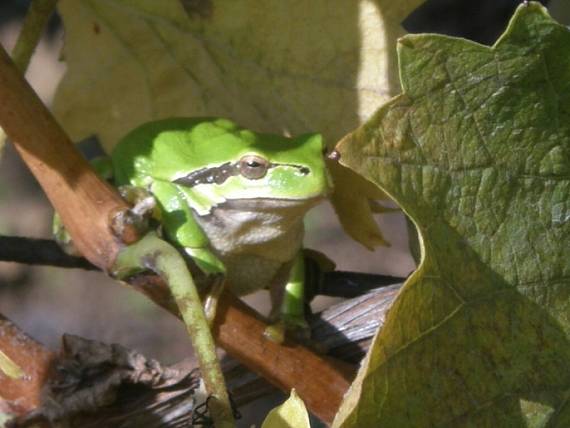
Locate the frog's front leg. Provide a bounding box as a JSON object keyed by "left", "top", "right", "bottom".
{"left": 151, "top": 181, "right": 226, "bottom": 324}
{"left": 117, "top": 185, "right": 157, "bottom": 219}
{"left": 265, "top": 252, "right": 309, "bottom": 343}
{"left": 121, "top": 182, "right": 226, "bottom": 324}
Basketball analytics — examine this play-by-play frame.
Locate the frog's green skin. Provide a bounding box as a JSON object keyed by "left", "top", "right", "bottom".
{"left": 112, "top": 117, "right": 331, "bottom": 332}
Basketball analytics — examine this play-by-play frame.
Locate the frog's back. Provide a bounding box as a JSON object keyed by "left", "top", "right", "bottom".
{"left": 111, "top": 117, "right": 248, "bottom": 186}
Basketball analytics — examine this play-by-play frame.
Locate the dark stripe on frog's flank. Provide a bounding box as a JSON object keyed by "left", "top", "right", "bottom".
{"left": 172, "top": 162, "right": 310, "bottom": 187}
{"left": 173, "top": 162, "right": 239, "bottom": 187}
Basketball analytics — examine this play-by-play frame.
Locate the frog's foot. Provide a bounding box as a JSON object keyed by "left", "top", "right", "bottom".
{"left": 203, "top": 274, "right": 225, "bottom": 326}
{"left": 118, "top": 185, "right": 156, "bottom": 218}
{"left": 263, "top": 314, "right": 311, "bottom": 344}
{"left": 111, "top": 186, "right": 157, "bottom": 240}
{"left": 263, "top": 321, "right": 286, "bottom": 344}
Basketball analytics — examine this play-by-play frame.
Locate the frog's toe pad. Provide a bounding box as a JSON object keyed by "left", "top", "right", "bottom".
{"left": 263, "top": 322, "right": 286, "bottom": 344}
{"left": 263, "top": 316, "right": 311, "bottom": 344}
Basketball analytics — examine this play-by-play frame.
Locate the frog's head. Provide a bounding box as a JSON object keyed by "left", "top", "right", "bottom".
{"left": 126, "top": 118, "right": 332, "bottom": 215}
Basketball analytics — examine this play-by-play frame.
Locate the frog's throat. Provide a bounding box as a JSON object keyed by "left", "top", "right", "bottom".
{"left": 193, "top": 197, "right": 319, "bottom": 262}
{"left": 172, "top": 161, "right": 309, "bottom": 188}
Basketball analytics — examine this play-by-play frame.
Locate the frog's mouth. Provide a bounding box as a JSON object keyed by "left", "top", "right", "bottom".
{"left": 172, "top": 161, "right": 310, "bottom": 188}
{"left": 220, "top": 195, "right": 325, "bottom": 211}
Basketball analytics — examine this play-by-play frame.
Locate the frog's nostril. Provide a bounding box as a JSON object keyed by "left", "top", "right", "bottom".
{"left": 327, "top": 150, "right": 341, "bottom": 162}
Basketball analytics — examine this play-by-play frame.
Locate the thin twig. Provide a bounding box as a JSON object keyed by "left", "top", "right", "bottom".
{"left": 0, "top": 235, "right": 406, "bottom": 293}
{"left": 10, "top": 0, "right": 59, "bottom": 72}
{"left": 0, "top": 235, "right": 96, "bottom": 270}
{"left": 0, "top": 0, "right": 59, "bottom": 147}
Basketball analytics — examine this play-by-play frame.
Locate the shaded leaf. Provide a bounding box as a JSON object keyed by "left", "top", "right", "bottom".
{"left": 53, "top": 0, "right": 424, "bottom": 249}
{"left": 334, "top": 3, "right": 570, "bottom": 427}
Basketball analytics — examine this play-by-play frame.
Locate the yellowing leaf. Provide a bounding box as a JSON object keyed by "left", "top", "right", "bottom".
{"left": 261, "top": 390, "right": 311, "bottom": 428}
{"left": 334, "top": 3, "right": 570, "bottom": 426}
{"left": 328, "top": 160, "right": 389, "bottom": 249}
{"left": 53, "top": 0, "right": 424, "bottom": 249}
{"left": 0, "top": 350, "right": 23, "bottom": 380}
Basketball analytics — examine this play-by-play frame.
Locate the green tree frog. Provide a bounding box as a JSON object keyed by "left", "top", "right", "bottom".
{"left": 111, "top": 117, "right": 332, "bottom": 340}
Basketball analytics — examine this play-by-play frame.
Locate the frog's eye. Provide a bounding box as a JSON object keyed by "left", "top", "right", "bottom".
{"left": 239, "top": 155, "right": 269, "bottom": 179}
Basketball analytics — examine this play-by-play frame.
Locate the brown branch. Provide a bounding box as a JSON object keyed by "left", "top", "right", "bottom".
{"left": 2, "top": 285, "right": 401, "bottom": 427}
{"left": 0, "top": 266, "right": 401, "bottom": 425}
{"left": 223, "top": 284, "right": 402, "bottom": 407}
{"left": 0, "top": 44, "right": 134, "bottom": 270}
{"left": 0, "top": 316, "right": 54, "bottom": 417}
{"left": 125, "top": 273, "right": 360, "bottom": 423}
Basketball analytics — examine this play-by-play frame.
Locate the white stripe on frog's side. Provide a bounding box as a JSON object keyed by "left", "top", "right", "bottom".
{"left": 179, "top": 166, "right": 321, "bottom": 216}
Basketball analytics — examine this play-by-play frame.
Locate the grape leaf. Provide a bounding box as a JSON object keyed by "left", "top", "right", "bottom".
{"left": 333, "top": 3, "right": 570, "bottom": 427}
{"left": 261, "top": 390, "right": 310, "bottom": 428}
{"left": 52, "top": 0, "right": 424, "bottom": 249}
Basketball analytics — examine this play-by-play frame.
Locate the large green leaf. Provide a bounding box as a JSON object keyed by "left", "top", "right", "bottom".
{"left": 53, "top": 0, "right": 424, "bottom": 249}
{"left": 334, "top": 3, "right": 570, "bottom": 427}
